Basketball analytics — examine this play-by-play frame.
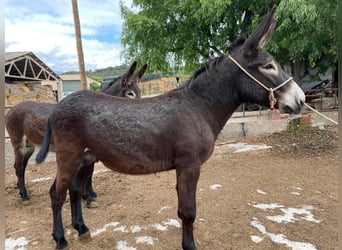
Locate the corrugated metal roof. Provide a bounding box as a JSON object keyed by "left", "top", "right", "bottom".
{"left": 5, "top": 51, "right": 32, "bottom": 61}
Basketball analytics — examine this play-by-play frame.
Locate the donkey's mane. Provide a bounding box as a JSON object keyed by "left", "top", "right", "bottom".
{"left": 179, "top": 36, "right": 247, "bottom": 90}
{"left": 175, "top": 38, "right": 249, "bottom": 90}
{"left": 107, "top": 76, "right": 122, "bottom": 87}
{"left": 227, "top": 36, "right": 246, "bottom": 53}
{"left": 182, "top": 56, "right": 226, "bottom": 88}
{"left": 100, "top": 76, "right": 123, "bottom": 90}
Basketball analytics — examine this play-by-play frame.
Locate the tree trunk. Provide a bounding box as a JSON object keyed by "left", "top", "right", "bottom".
{"left": 71, "top": 0, "right": 87, "bottom": 90}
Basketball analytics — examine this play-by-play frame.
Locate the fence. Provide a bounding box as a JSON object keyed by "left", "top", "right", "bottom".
{"left": 236, "top": 87, "right": 338, "bottom": 118}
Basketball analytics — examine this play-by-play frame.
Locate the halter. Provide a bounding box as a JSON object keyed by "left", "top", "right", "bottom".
{"left": 228, "top": 55, "right": 293, "bottom": 109}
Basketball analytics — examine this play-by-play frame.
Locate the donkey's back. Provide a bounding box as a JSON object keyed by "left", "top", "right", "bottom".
{"left": 6, "top": 101, "right": 56, "bottom": 146}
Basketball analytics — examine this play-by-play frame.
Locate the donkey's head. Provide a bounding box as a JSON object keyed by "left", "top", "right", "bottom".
{"left": 120, "top": 62, "right": 147, "bottom": 98}
{"left": 100, "top": 61, "right": 147, "bottom": 98}
{"left": 229, "top": 5, "right": 305, "bottom": 114}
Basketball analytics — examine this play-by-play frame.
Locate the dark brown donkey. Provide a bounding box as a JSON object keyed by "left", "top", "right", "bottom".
{"left": 6, "top": 61, "right": 147, "bottom": 205}
{"left": 36, "top": 6, "right": 305, "bottom": 250}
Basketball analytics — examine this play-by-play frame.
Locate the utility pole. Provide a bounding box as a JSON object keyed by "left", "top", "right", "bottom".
{"left": 71, "top": 0, "right": 87, "bottom": 90}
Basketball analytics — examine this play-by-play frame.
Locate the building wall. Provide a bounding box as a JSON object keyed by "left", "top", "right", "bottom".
{"left": 63, "top": 80, "right": 88, "bottom": 92}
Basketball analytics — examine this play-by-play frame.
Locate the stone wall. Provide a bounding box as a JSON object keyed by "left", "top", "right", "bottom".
{"left": 5, "top": 83, "right": 57, "bottom": 114}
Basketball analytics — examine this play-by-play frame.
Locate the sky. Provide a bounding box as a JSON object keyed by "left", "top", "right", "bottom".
{"left": 5, "top": 0, "right": 133, "bottom": 74}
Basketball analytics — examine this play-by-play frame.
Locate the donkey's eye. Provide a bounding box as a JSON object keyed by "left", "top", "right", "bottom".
{"left": 263, "top": 63, "right": 274, "bottom": 70}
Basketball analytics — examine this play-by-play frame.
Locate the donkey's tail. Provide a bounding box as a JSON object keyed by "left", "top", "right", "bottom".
{"left": 36, "top": 118, "right": 52, "bottom": 164}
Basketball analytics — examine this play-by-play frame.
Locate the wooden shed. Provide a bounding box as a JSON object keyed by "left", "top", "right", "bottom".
{"left": 5, "top": 51, "right": 63, "bottom": 109}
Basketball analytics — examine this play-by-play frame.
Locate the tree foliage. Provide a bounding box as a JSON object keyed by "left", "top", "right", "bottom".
{"left": 270, "top": 0, "right": 337, "bottom": 73}
{"left": 120, "top": 0, "right": 337, "bottom": 75}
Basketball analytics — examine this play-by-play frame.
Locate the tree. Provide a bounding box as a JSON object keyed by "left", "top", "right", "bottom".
{"left": 71, "top": 0, "right": 87, "bottom": 90}
{"left": 90, "top": 82, "right": 100, "bottom": 91}
{"left": 269, "top": 0, "right": 337, "bottom": 81}
{"left": 120, "top": 0, "right": 337, "bottom": 77}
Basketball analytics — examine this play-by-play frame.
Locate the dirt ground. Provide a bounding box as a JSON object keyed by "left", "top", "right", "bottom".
{"left": 5, "top": 126, "right": 338, "bottom": 250}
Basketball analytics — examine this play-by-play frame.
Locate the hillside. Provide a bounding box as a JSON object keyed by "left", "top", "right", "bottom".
{"left": 62, "top": 65, "right": 192, "bottom": 95}
{"left": 62, "top": 64, "right": 131, "bottom": 82}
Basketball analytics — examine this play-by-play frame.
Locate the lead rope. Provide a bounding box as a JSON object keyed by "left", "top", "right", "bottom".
{"left": 228, "top": 55, "right": 292, "bottom": 109}
{"left": 303, "top": 103, "right": 338, "bottom": 125}
{"left": 228, "top": 55, "right": 338, "bottom": 125}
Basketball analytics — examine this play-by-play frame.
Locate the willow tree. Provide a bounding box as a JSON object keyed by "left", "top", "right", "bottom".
{"left": 120, "top": 0, "right": 337, "bottom": 78}
{"left": 269, "top": 0, "right": 337, "bottom": 81}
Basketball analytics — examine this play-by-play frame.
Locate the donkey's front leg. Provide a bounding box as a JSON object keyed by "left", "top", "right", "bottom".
{"left": 176, "top": 165, "right": 200, "bottom": 250}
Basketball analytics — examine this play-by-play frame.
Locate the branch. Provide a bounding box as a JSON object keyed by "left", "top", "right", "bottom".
{"left": 240, "top": 8, "right": 253, "bottom": 36}
{"left": 209, "top": 45, "right": 224, "bottom": 56}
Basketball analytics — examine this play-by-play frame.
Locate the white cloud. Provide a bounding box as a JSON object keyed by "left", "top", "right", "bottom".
{"left": 5, "top": 0, "right": 133, "bottom": 73}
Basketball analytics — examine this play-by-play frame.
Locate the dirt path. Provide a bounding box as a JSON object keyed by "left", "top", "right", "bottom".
{"left": 5, "top": 127, "right": 338, "bottom": 250}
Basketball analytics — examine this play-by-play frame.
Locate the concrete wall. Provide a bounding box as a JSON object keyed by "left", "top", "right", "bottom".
{"left": 218, "top": 110, "right": 338, "bottom": 139}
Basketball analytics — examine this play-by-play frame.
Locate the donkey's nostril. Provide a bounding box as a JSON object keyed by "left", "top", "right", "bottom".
{"left": 284, "top": 105, "right": 293, "bottom": 114}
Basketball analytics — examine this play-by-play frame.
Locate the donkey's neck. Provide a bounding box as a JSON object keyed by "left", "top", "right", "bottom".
{"left": 187, "top": 58, "right": 243, "bottom": 137}
{"left": 101, "top": 81, "right": 121, "bottom": 96}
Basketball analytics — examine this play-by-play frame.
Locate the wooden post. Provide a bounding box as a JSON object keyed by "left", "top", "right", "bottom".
{"left": 71, "top": 0, "right": 87, "bottom": 90}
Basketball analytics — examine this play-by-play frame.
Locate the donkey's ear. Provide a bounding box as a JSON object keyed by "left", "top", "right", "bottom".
{"left": 241, "top": 5, "right": 277, "bottom": 53}
{"left": 136, "top": 64, "right": 148, "bottom": 80}
{"left": 122, "top": 61, "right": 138, "bottom": 86}
{"left": 127, "top": 64, "right": 148, "bottom": 86}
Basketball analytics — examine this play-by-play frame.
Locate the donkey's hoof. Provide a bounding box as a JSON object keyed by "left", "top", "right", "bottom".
{"left": 56, "top": 245, "right": 69, "bottom": 250}
{"left": 55, "top": 238, "right": 68, "bottom": 249}
{"left": 86, "top": 201, "right": 98, "bottom": 209}
{"left": 22, "top": 200, "right": 30, "bottom": 206}
{"left": 78, "top": 230, "right": 91, "bottom": 243}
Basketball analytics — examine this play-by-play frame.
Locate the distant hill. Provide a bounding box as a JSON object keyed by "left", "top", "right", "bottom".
{"left": 62, "top": 64, "right": 130, "bottom": 83}
{"left": 62, "top": 64, "right": 177, "bottom": 83}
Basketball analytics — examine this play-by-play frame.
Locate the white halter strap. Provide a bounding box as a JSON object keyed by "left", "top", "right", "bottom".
{"left": 228, "top": 55, "right": 293, "bottom": 108}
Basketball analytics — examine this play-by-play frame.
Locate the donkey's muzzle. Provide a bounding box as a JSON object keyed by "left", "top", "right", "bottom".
{"left": 280, "top": 100, "right": 304, "bottom": 114}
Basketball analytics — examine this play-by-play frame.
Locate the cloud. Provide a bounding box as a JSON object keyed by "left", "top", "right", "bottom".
{"left": 5, "top": 0, "right": 132, "bottom": 73}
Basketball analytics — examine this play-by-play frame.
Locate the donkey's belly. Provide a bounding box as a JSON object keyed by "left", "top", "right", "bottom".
{"left": 101, "top": 159, "right": 174, "bottom": 175}
{"left": 91, "top": 140, "right": 175, "bottom": 175}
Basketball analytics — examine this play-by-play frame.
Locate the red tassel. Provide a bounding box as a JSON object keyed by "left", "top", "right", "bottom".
{"left": 270, "top": 100, "right": 275, "bottom": 109}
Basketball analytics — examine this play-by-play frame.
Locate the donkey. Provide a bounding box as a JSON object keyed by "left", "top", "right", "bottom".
{"left": 36, "top": 6, "right": 305, "bottom": 249}
{"left": 5, "top": 61, "right": 147, "bottom": 205}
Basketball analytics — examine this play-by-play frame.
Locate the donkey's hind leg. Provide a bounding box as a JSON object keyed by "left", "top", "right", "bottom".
{"left": 80, "top": 151, "right": 98, "bottom": 208}
{"left": 51, "top": 153, "right": 85, "bottom": 249}
{"left": 13, "top": 139, "right": 35, "bottom": 202}
{"left": 176, "top": 164, "right": 200, "bottom": 250}
{"left": 69, "top": 165, "right": 92, "bottom": 238}
{"left": 81, "top": 163, "right": 98, "bottom": 208}
{"left": 50, "top": 179, "right": 68, "bottom": 249}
